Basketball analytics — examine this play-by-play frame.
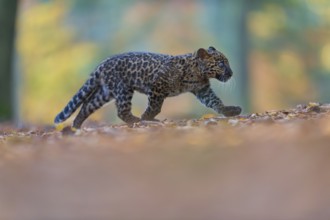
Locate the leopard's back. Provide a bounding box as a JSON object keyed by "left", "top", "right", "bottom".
{"left": 96, "top": 52, "right": 171, "bottom": 94}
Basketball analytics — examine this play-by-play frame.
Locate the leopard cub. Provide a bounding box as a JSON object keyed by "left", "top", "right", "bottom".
{"left": 55, "top": 46, "right": 241, "bottom": 128}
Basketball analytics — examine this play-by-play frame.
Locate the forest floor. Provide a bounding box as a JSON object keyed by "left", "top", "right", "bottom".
{"left": 1, "top": 102, "right": 330, "bottom": 220}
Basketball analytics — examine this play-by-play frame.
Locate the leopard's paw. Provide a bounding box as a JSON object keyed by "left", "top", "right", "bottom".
{"left": 221, "top": 106, "right": 242, "bottom": 117}
{"left": 141, "top": 118, "right": 160, "bottom": 122}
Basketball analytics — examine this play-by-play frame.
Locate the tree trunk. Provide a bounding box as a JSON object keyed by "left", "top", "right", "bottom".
{"left": 0, "top": 0, "right": 18, "bottom": 122}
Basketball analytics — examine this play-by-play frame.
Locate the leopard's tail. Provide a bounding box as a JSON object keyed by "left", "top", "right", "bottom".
{"left": 54, "top": 72, "right": 100, "bottom": 125}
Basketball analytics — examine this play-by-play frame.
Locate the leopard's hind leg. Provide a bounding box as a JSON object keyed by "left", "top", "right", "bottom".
{"left": 115, "top": 88, "right": 140, "bottom": 124}
{"left": 73, "top": 87, "right": 113, "bottom": 129}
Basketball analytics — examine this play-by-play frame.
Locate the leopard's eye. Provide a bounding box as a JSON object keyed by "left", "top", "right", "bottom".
{"left": 219, "top": 61, "right": 224, "bottom": 68}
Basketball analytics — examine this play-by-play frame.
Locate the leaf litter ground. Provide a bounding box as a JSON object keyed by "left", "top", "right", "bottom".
{"left": 1, "top": 102, "right": 330, "bottom": 220}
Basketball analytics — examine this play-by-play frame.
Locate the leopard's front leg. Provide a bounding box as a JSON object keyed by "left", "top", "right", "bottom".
{"left": 192, "top": 85, "right": 241, "bottom": 117}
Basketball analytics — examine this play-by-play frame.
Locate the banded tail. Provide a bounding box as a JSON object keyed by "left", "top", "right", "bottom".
{"left": 54, "top": 74, "right": 99, "bottom": 124}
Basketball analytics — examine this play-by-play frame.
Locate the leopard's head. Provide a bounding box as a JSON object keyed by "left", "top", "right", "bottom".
{"left": 196, "top": 46, "right": 233, "bottom": 82}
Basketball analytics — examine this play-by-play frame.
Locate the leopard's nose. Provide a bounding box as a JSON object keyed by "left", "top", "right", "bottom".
{"left": 225, "top": 66, "right": 233, "bottom": 77}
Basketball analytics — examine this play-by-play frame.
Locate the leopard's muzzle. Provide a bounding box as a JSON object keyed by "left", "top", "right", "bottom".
{"left": 217, "top": 64, "right": 233, "bottom": 82}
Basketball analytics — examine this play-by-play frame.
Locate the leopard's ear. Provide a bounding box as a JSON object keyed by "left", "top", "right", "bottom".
{"left": 196, "top": 48, "right": 211, "bottom": 60}
{"left": 208, "top": 46, "right": 216, "bottom": 51}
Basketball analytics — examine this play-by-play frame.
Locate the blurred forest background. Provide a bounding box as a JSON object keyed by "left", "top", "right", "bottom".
{"left": 1, "top": 0, "right": 330, "bottom": 125}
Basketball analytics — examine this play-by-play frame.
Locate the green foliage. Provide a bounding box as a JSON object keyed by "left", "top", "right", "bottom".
{"left": 18, "top": 1, "right": 97, "bottom": 123}
{"left": 247, "top": 0, "right": 330, "bottom": 110}
{"left": 17, "top": 0, "right": 330, "bottom": 123}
